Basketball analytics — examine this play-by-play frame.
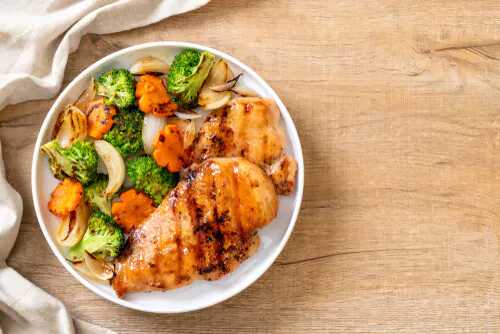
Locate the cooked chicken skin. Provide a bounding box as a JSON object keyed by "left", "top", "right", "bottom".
{"left": 190, "top": 97, "right": 297, "bottom": 194}
{"left": 112, "top": 158, "right": 278, "bottom": 297}
{"left": 266, "top": 155, "right": 298, "bottom": 195}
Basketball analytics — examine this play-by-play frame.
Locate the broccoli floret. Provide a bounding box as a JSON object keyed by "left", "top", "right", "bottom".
{"left": 41, "top": 139, "right": 98, "bottom": 185}
{"left": 127, "top": 156, "right": 178, "bottom": 205}
{"left": 67, "top": 211, "right": 124, "bottom": 262}
{"left": 167, "top": 49, "right": 217, "bottom": 108}
{"left": 103, "top": 108, "right": 143, "bottom": 156}
{"left": 96, "top": 69, "right": 135, "bottom": 109}
{"left": 84, "top": 175, "right": 112, "bottom": 216}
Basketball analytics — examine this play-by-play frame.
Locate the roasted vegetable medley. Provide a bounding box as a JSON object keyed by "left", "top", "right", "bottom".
{"left": 42, "top": 48, "right": 251, "bottom": 281}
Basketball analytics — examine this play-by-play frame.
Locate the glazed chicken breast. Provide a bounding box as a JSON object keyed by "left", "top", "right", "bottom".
{"left": 190, "top": 97, "right": 297, "bottom": 194}
{"left": 112, "top": 157, "right": 278, "bottom": 297}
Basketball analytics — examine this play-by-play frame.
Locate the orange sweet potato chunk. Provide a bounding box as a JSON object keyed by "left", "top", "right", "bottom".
{"left": 152, "top": 124, "right": 185, "bottom": 172}
{"left": 48, "top": 178, "right": 83, "bottom": 218}
{"left": 112, "top": 189, "right": 156, "bottom": 233}
{"left": 135, "top": 75, "right": 177, "bottom": 117}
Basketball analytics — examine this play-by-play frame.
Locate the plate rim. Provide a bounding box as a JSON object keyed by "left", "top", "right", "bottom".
{"left": 31, "top": 41, "right": 304, "bottom": 313}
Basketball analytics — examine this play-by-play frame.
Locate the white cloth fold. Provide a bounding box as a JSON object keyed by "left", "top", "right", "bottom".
{"left": 0, "top": 0, "right": 210, "bottom": 110}
{"left": 0, "top": 0, "right": 209, "bottom": 332}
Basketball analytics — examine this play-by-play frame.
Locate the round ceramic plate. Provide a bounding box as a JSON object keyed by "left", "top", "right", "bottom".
{"left": 32, "top": 41, "right": 304, "bottom": 313}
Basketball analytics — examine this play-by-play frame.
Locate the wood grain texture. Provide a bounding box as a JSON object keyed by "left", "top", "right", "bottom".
{"left": 2, "top": 0, "right": 500, "bottom": 332}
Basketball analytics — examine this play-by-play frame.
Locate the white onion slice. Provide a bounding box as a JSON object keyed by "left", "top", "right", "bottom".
{"left": 129, "top": 56, "right": 169, "bottom": 74}
{"left": 173, "top": 111, "right": 204, "bottom": 120}
{"left": 73, "top": 261, "right": 109, "bottom": 284}
{"left": 142, "top": 113, "right": 166, "bottom": 154}
{"left": 83, "top": 252, "right": 114, "bottom": 280}
{"left": 74, "top": 79, "right": 96, "bottom": 115}
{"left": 94, "top": 140, "right": 125, "bottom": 196}
{"left": 56, "top": 215, "right": 70, "bottom": 243}
{"left": 56, "top": 202, "right": 89, "bottom": 247}
{"left": 96, "top": 157, "right": 107, "bottom": 174}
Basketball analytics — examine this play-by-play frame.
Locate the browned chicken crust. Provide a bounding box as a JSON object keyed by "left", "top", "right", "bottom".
{"left": 112, "top": 158, "right": 278, "bottom": 297}
{"left": 190, "top": 97, "right": 297, "bottom": 194}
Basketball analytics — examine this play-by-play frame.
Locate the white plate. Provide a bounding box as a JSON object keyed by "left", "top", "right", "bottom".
{"left": 31, "top": 41, "right": 304, "bottom": 313}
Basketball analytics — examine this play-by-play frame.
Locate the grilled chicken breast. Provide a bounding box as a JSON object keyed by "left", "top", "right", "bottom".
{"left": 112, "top": 158, "right": 278, "bottom": 297}
{"left": 190, "top": 97, "right": 297, "bottom": 194}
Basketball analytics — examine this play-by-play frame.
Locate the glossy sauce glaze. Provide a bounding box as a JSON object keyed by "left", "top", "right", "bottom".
{"left": 112, "top": 158, "right": 277, "bottom": 297}
{"left": 190, "top": 97, "right": 297, "bottom": 194}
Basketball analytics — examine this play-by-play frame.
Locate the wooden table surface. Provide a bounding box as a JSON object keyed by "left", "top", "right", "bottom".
{"left": 2, "top": 0, "right": 500, "bottom": 332}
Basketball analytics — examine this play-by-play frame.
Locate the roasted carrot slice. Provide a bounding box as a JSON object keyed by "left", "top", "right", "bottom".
{"left": 135, "top": 75, "right": 177, "bottom": 116}
{"left": 152, "top": 124, "right": 185, "bottom": 172}
{"left": 48, "top": 178, "right": 83, "bottom": 218}
{"left": 87, "top": 98, "right": 117, "bottom": 139}
{"left": 112, "top": 189, "right": 156, "bottom": 233}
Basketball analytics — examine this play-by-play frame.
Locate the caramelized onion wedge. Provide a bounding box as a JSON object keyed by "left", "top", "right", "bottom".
{"left": 83, "top": 252, "right": 114, "bottom": 280}
{"left": 54, "top": 105, "right": 88, "bottom": 148}
{"left": 202, "top": 93, "right": 232, "bottom": 111}
{"left": 199, "top": 59, "right": 233, "bottom": 110}
{"left": 94, "top": 140, "right": 125, "bottom": 195}
{"left": 56, "top": 202, "right": 89, "bottom": 247}
{"left": 56, "top": 215, "right": 70, "bottom": 243}
{"left": 73, "top": 261, "right": 109, "bottom": 284}
{"left": 210, "top": 73, "right": 242, "bottom": 92}
{"left": 130, "top": 56, "right": 169, "bottom": 74}
{"left": 74, "top": 78, "right": 96, "bottom": 114}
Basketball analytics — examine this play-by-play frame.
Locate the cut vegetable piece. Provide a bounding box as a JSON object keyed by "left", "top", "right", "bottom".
{"left": 74, "top": 78, "right": 97, "bottom": 114}
{"left": 41, "top": 140, "right": 98, "bottom": 185}
{"left": 56, "top": 201, "right": 89, "bottom": 247}
{"left": 103, "top": 108, "right": 143, "bottom": 157}
{"left": 94, "top": 140, "right": 125, "bottom": 196}
{"left": 135, "top": 74, "right": 177, "bottom": 116}
{"left": 126, "top": 156, "right": 179, "bottom": 206}
{"left": 209, "top": 73, "right": 242, "bottom": 92}
{"left": 57, "top": 214, "right": 70, "bottom": 243}
{"left": 84, "top": 252, "right": 114, "bottom": 280}
{"left": 142, "top": 113, "right": 166, "bottom": 154}
{"left": 54, "top": 105, "right": 88, "bottom": 148}
{"left": 167, "top": 49, "right": 217, "bottom": 107}
{"left": 198, "top": 59, "right": 233, "bottom": 110}
{"left": 202, "top": 93, "right": 232, "bottom": 111}
{"left": 48, "top": 178, "right": 83, "bottom": 218}
{"left": 96, "top": 69, "right": 135, "bottom": 109}
{"left": 112, "top": 189, "right": 155, "bottom": 233}
{"left": 73, "top": 261, "right": 110, "bottom": 284}
{"left": 130, "top": 56, "right": 169, "bottom": 74}
{"left": 84, "top": 176, "right": 112, "bottom": 215}
{"left": 152, "top": 124, "right": 185, "bottom": 172}
{"left": 87, "top": 98, "right": 117, "bottom": 139}
{"left": 66, "top": 211, "right": 124, "bottom": 262}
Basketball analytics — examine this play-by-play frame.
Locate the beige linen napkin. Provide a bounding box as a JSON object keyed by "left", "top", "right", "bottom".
{"left": 0, "top": 0, "right": 210, "bottom": 110}
{"left": 0, "top": 0, "right": 210, "bottom": 332}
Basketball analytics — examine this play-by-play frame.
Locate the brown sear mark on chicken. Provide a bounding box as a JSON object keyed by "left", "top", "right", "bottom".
{"left": 112, "top": 158, "right": 278, "bottom": 297}
{"left": 190, "top": 97, "right": 297, "bottom": 194}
